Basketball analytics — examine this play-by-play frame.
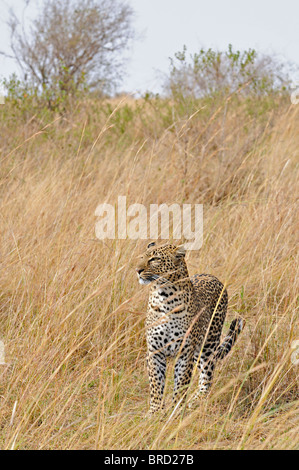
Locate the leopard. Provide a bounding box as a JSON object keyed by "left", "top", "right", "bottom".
{"left": 136, "top": 241, "right": 244, "bottom": 414}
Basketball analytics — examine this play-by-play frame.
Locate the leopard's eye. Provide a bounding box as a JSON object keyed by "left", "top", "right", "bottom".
{"left": 149, "top": 257, "right": 160, "bottom": 264}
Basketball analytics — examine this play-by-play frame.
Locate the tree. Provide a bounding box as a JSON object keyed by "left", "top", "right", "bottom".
{"left": 165, "top": 44, "right": 292, "bottom": 100}
{"left": 3, "top": 0, "right": 135, "bottom": 106}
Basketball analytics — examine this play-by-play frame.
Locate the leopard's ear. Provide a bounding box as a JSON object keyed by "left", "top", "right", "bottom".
{"left": 147, "top": 242, "right": 156, "bottom": 249}
{"left": 174, "top": 244, "right": 186, "bottom": 259}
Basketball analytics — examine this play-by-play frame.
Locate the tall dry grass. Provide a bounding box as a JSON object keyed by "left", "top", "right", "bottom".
{"left": 0, "top": 94, "right": 298, "bottom": 449}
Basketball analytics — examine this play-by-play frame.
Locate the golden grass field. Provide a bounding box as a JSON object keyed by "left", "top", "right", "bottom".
{"left": 0, "top": 94, "right": 298, "bottom": 449}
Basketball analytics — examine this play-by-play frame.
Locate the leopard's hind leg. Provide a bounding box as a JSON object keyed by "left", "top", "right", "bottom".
{"left": 193, "top": 338, "right": 221, "bottom": 396}
{"left": 193, "top": 294, "right": 228, "bottom": 397}
{"left": 193, "top": 317, "right": 244, "bottom": 399}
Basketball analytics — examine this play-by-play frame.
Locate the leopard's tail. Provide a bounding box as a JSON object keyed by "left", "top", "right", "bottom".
{"left": 215, "top": 317, "right": 244, "bottom": 360}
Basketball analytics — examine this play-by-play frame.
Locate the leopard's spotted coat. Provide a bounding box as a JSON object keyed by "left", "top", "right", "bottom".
{"left": 136, "top": 242, "right": 244, "bottom": 414}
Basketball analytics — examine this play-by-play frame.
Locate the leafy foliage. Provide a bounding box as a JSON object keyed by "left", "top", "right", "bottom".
{"left": 165, "top": 44, "right": 291, "bottom": 101}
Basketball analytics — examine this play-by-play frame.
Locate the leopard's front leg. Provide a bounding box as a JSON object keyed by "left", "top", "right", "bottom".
{"left": 146, "top": 344, "right": 166, "bottom": 414}
{"left": 173, "top": 342, "right": 194, "bottom": 407}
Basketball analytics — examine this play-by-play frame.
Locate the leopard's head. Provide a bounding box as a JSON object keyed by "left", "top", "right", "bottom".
{"left": 136, "top": 242, "right": 187, "bottom": 285}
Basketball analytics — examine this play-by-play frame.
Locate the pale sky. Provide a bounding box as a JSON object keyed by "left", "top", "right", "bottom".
{"left": 0, "top": 0, "right": 298, "bottom": 94}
